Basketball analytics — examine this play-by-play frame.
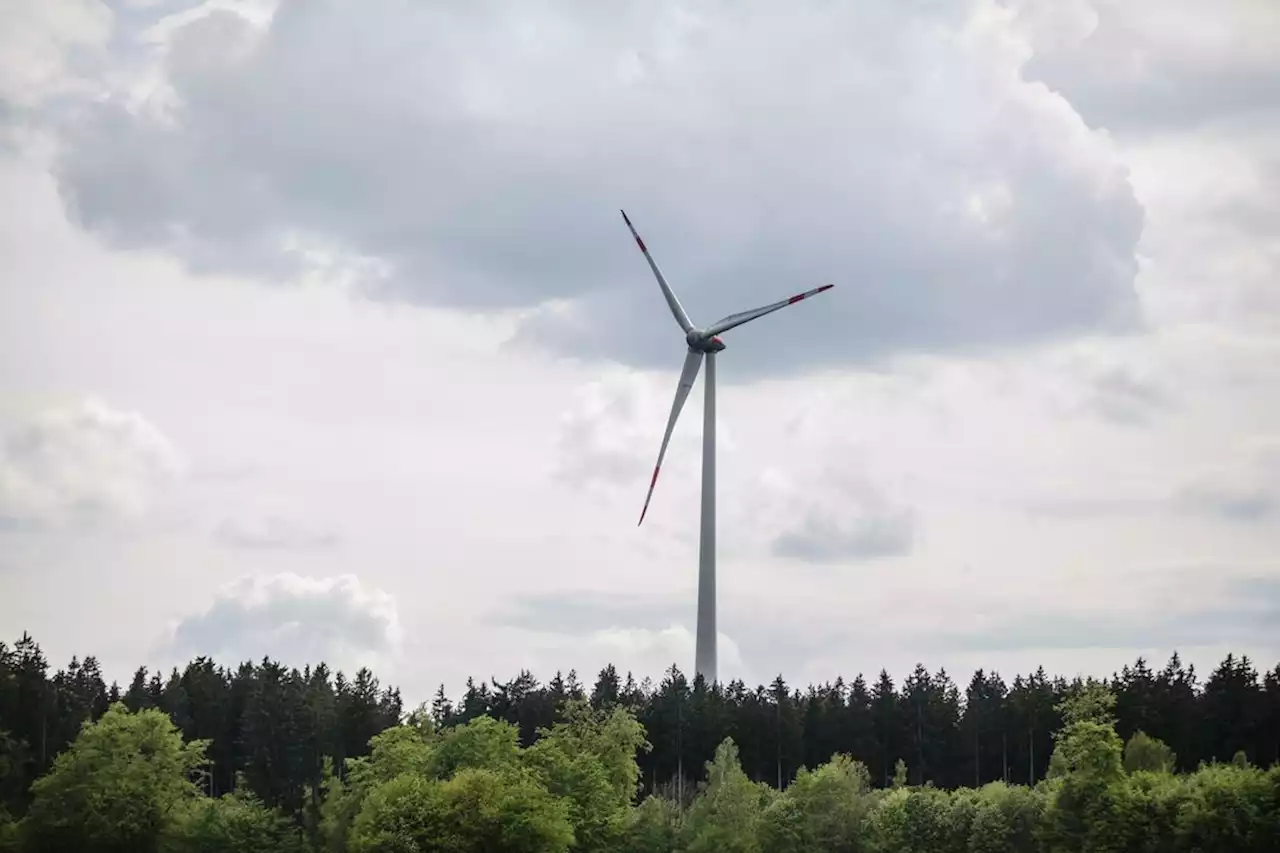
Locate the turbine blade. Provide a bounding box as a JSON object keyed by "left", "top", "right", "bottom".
{"left": 705, "top": 283, "right": 835, "bottom": 337}
{"left": 639, "top": 348, "right": 704, "bottom": 526}
{"left": 621, "top": 209, "right": 696, "bottom": 334}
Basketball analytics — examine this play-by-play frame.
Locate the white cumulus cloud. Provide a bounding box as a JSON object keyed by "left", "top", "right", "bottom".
{"left": 165, "top": 572, "right": 403, "bottom": 674}
{"left": 0, "top": 397, "right": 182, "bottom": 528}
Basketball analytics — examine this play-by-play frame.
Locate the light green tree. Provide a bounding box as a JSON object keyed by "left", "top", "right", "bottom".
{"left": 21, "top": 703, "right": 208, "bottom": 853}
{"left": 426, "top": 715, "right": 522, "bottom": 780}
{"left": 522, "top": 701, "right": 648, "bottom": 852}
{"left": 317, "top": 722, "right": 439, "bottom": 851}
{"left": 680, "top": 739, "right": 773, "bottom": 853}
{"left": 1174, "top": 763, "right": 1276, "bottom": 851}
{"left": 162, "top": 790, "right": 307, "bottom": 853}
{"left": 964, "top": 782, "right": 1045, "bottom": 853}
{"left": 1043, "top": 683, "right": 1126, "bottom": 852}
{"left": 758, "top": 754, "right": 875, "bottom": 853}
{"left": 1122, "top": 730, "right": 1176, "bottom": 774}
{"left": 620, "top": 795, "right": 681, "bottom": 853}
{"left": 1046, "top": 682, "right": 1123, "bottom": 783}
{"left": 348, "top": 767, "right": 573, "bottom": 853}
{"left": 891, "top": 759, "right": 908, "bottom": 789}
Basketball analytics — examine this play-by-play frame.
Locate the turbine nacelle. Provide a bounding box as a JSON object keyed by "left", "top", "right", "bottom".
{"left": 687, "top": 330, "right": 726, "bottom": 353}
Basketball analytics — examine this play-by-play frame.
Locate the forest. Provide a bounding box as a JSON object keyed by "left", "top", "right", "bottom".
{"left": 1, "top": 631, "right": 1278, "bottom": 851}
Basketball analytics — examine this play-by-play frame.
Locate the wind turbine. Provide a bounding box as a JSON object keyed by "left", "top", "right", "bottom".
{"left": 621, "top": 209, "right": 834, "bottom": 685}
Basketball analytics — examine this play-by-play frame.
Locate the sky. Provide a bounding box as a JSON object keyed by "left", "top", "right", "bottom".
{"left": 1, "top": 0, "right": 1277, "bottom": 708}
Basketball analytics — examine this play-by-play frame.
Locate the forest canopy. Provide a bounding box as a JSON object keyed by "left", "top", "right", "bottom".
{"left": 1, "top": 633, "right": 1277, "bottom": 852}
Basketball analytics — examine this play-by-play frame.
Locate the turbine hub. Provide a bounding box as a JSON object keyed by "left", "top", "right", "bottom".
{"left": 687, "top": 329, "right": 726, "bottom": 353}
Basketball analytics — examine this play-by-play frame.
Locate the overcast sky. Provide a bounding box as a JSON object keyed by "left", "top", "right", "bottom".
{"left": 1, "top": 0, "right": 1277, "bottom": 706}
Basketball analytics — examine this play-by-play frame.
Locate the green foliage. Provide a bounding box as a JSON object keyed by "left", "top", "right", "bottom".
{"left": 680, "top": 739, "right": 774, "bottom": 853}
{"left": 1174, "top": 763, "right": 1278, "bottom": 852}
{"left": 1046, "top": 683, "right": 1124, "bottom": 785}
{"left": 1043, "top": 685, "right": 1127, "bottom": 852}
{"left": 427, "top": 716, "right": 523, "bottom": 780}
{"left": 891, "top": 758, "right": 908, "bottom": 789}
{"left": 1058, "top": 679, "right": 1117, "bottom": 727}
{"left": 316, "top": 724, "right": 440, "bottom": 851}
{"left": 0, "top": 732, "right": 28, "bottom": 812}
{"left": 366, "top": 725, "right": 438, "bottom": 781}
{"left": 21, "top": 703, "right": 208, "bottom": 853}
{"left": 758, "top": 754, "right": 876, "bottom": 853}
{"left": 864, "top": 786, "right": 960, "bottom": 853}
{"left": 162, "top": 791, "right": 307, "bottom": 853}
{"left": 965, "top": 782, "right": 1045, "bottom": 853}
{"left": 522, "top": 701, "right": 648, "bottom": 852}
{"left": 1123, "top": 730, "right": 1176, "bottom": 774}
{"left": 316, "top": 761, "right": 361, "bottom": 853}
{"left": 1088, "top": 769, "right": 1186, "bottom": 852}
{"left": 348, "top": 767, "right": 573, "bottom": 853}
{"left": 0, "top": 809, "right": 17, "bottom": 853}
{"left": 620, "top": 795, "right": 680, "bottom": 853}
{"left": 5, "top": 634, "right": 1280, "bottom": 853}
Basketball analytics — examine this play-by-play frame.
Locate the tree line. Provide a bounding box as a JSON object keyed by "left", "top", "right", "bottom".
{"left": 1, "top": 661, "right": 1278, "bottom": 851}
{"left": 2, "top": 633, "right": 1279, "bottom": 817}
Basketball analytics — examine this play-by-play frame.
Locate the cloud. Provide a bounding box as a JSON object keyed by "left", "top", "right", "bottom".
{"left": 927, "top": 574, "right": 1280, "bottom": 652}
{"left": 49, "top": 0, "right": 1143, "bottom": 377}
{"left": 501, "top": 596, "right": 752, "bottom": 684}
{"left": 583, "top": 625, "right": 749, "bottom": 685}
{"left": 1171, "top": 438, "right": 1280, "bottom": 522}
{"left": 212, "top": 514, "right": 341, "bottom": 550}
{"left": 1015, "top": 0, "right": 1280, "bottom": 133}
{"left": 1084, "top": 366, "right": 1171, "bottom": 425}
{"left": 165, "top": 572, "right": 402, "bottom": 672}
{"left": 764, "top": 460, "right": 917, "bottom": 563}
{"left": 0, "top": 0, "right": 112, "bottom": 110}
{"left": 553, "top": 369, "right": 669, "bottom": 491}
{"left": 492, "top": 590, "right": 848, "bottom": 688}
{"left": 494, "top": 591, "right": 686, "bottom": 637}
{"left": 773, "top": 506, "right": 916, "bottom": 563}
{"left": 0, "top": 397, "right": 182, "bottom": 528}
{"left": 1174, "top": 477, "right": 1275, "bottom": 522}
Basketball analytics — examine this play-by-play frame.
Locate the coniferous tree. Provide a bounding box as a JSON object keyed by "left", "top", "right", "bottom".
{"left": 1201, "top": 653, "right": 1262, "bottom": 764}
{"left": 591, "top": 664, "right": 622, "bottom": 709}
{"left": 1155, "top": 652, "right": 1201, "bottom": 771}
{"left": 870, "top": 669, "right": 903, "bottom": 787}
{"left": 430, "top": 683, "right": 455, "bottom": 728}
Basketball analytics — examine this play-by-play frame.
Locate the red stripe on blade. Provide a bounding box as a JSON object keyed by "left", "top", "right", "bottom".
{"left": 789, "top": 284, "right": 834, "bottom": 304}
{"left": 638, "top": 466, "right": 661, "bottom": 526}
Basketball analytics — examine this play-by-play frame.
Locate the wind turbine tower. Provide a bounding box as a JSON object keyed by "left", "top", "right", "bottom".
{"left": 622, "top": 209, "right": 834, "bottom": 685}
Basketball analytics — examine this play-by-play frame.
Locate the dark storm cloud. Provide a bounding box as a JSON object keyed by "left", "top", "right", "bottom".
{"left": 49, "top": 0, "right": 1145, "bottom": 378}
